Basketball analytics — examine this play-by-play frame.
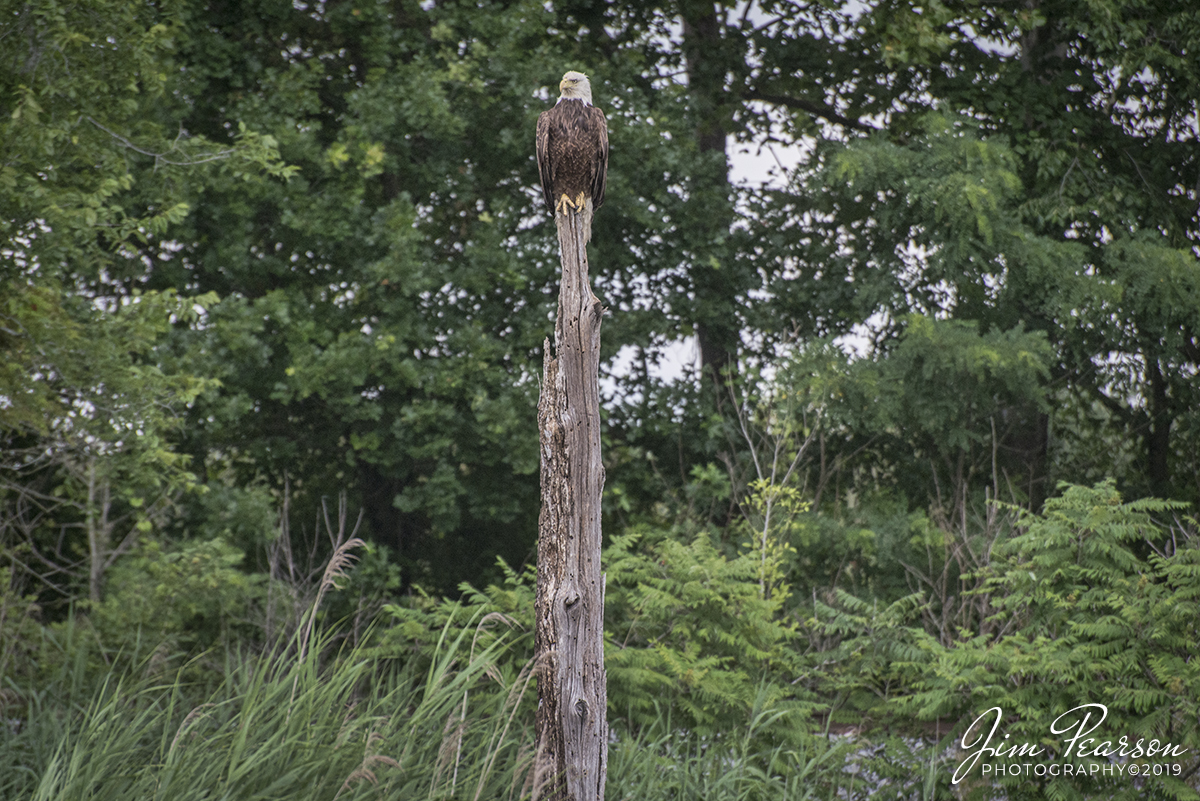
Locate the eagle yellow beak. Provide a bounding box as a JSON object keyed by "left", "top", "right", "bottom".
{"left": 559, "top": 78, "right": 569, "bottom": 92}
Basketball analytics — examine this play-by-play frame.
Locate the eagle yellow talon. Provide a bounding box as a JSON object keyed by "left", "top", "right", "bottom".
{"left": 554, "top": 192, "right": 590, "bottom": 216}
{"left": 554, "top": 193, "right": 592, "bottom": 215}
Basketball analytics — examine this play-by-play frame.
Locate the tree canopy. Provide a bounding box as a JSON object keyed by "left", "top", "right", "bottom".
{"left": 3, "top": 1, "right": 1200, "bottom": 795}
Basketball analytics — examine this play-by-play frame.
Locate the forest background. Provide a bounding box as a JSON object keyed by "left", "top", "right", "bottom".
{"left": 3, "top": 0, "right": 1200, "bottom": 798}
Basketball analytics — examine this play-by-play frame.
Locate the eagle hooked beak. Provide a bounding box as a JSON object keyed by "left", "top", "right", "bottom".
{"left": 559, "top": 77, "right": 571, "bottom": 93}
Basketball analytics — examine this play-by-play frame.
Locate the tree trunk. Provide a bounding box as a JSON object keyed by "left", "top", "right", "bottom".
{"left": 86, "top": 457, "right": 112, "bottom": 604}
{"left": 682, "top": 4, "right": 738, "bottom": 384}
{"left": 1011, "top": 3, "right": 1060, "bottom": 509}
{"left": 1146, "top": 357, "right": 1172, "bottom": 497}
{"left": 534, "top": 203, "right": 607, "bottom": 801}
{"left": 86, "top": 457, "right": 102, "bottom": 604}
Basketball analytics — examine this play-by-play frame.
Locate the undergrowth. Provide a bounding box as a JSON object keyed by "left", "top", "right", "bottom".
{"left": 0, "top": 609, "right": 941, "bottom": 801}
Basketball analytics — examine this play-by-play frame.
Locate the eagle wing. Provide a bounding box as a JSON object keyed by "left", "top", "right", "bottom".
{"left": 588, "top": 105, "right": 608, "bottom": 211}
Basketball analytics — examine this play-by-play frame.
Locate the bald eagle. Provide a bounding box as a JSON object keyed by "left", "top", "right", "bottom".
{"left": 536, "top": 71, "right": 609, "bottom": 225}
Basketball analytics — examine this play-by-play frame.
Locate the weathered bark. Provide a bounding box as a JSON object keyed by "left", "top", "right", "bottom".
{"left": 534, "top": 203, "right": 607, "bottom": 801}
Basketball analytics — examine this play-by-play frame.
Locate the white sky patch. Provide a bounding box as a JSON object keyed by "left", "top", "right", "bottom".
{"left": 729, "top": 136, "right": 809, "bottom": 190}
{"left": 835, "top": 311, "right": 891, "bottom": 359}
{"left": 601, "top": 337, "right": 698, "bottom": 404}
{"left": 962, "top": 23, "right": 1018, "bottom": 58}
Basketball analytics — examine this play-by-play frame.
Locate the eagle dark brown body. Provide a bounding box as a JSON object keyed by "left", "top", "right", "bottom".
{"left": 536, "top": 76, "right": 608, "bottom": 220}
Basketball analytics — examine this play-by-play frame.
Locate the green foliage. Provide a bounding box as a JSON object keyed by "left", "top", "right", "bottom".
{"left": 731, "top": 329, "right": 1049, "bottom": 635}
{"left": 738, "top": 478, "right": 807, "bottom": 603}
{"left": 92, "top": 537, "right": 263, "bottom": 657}
{"left": 0, "top": 573, "right": 43, "bottom": 693}
{"left": 3, "top": 0, "right": 1200, "bottom": 795}
{"left": 877, "top": 316, "right": 1050, "bottom": 456}
{"left": 1, "top": 0, "right": 290, "bottom": 608}
{"left": 376, "top": 535, "right": 821, "bottom": 746}
{"left": 607, "top": 695, "right": 852, "bottom": 801}
{"left": 149, "top": 0, "right": 599, "bottom": 589}
{"left": 372, "top": 558, "right": 536, "bottom": 674}
{"left": 0, "top": 285, "right": 215, "bottom": 446}
{"left": 786, "top": 0, "right": 1200, "bottom": 503}
{"left": 6, "top": 482, "right": 1200, "bottom": 798}
{"left": 377, "top": 535, "right": 819, "bottom": 743}
{"left": 604, "top": 526, "right": 814, "bottom": 739}
{"left": 787, "top": 314, "right": 1052, "bottom": 513}
{"left": 0, "top": 0, "right": 292, "bottom": 283}
{"left": 1, "top": 287, "right": 220, "bottom": 606}
{"left": 904, "top": 482, "right": 1200, "bottom": 799}
{"left": 802, "top": 589, "right": 935, "bottom": 731}
{"left": 171, "top": 478, "right": 279, "bottom": 555}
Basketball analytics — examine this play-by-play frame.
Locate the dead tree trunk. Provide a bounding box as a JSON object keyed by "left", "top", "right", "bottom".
{"left": 534, "top": 202, "right": 607, "bottom": 801}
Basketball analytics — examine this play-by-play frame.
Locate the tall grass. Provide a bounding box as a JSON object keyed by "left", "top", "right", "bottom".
{"left": 606, "top": 690, "right": 848, "bottom": 801}
{"left": 1, "top": 614, "right": 948, "bottom": 801}
{"left": 2, "top": 610, "right": 536, "bottom": 801}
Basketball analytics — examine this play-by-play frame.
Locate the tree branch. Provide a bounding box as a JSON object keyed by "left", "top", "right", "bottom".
{"left": 743, "top": 91, "right": 877, "bottom": 132}
{"left": 86, "top": 116, "right": 239, "bottom": 168}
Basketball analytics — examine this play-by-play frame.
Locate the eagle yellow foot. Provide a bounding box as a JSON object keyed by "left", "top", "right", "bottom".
{"left": 555, "top": 192, "right": 589, "bottom": 215}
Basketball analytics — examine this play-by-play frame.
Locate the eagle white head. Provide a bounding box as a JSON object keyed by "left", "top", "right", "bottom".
{"left": 558, "top": 70, "right": 593, "bottom": 105}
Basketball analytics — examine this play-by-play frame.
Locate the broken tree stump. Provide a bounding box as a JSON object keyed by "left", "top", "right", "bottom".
{"left": 533, "top": 202, "right": 607, "bottom": 801}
